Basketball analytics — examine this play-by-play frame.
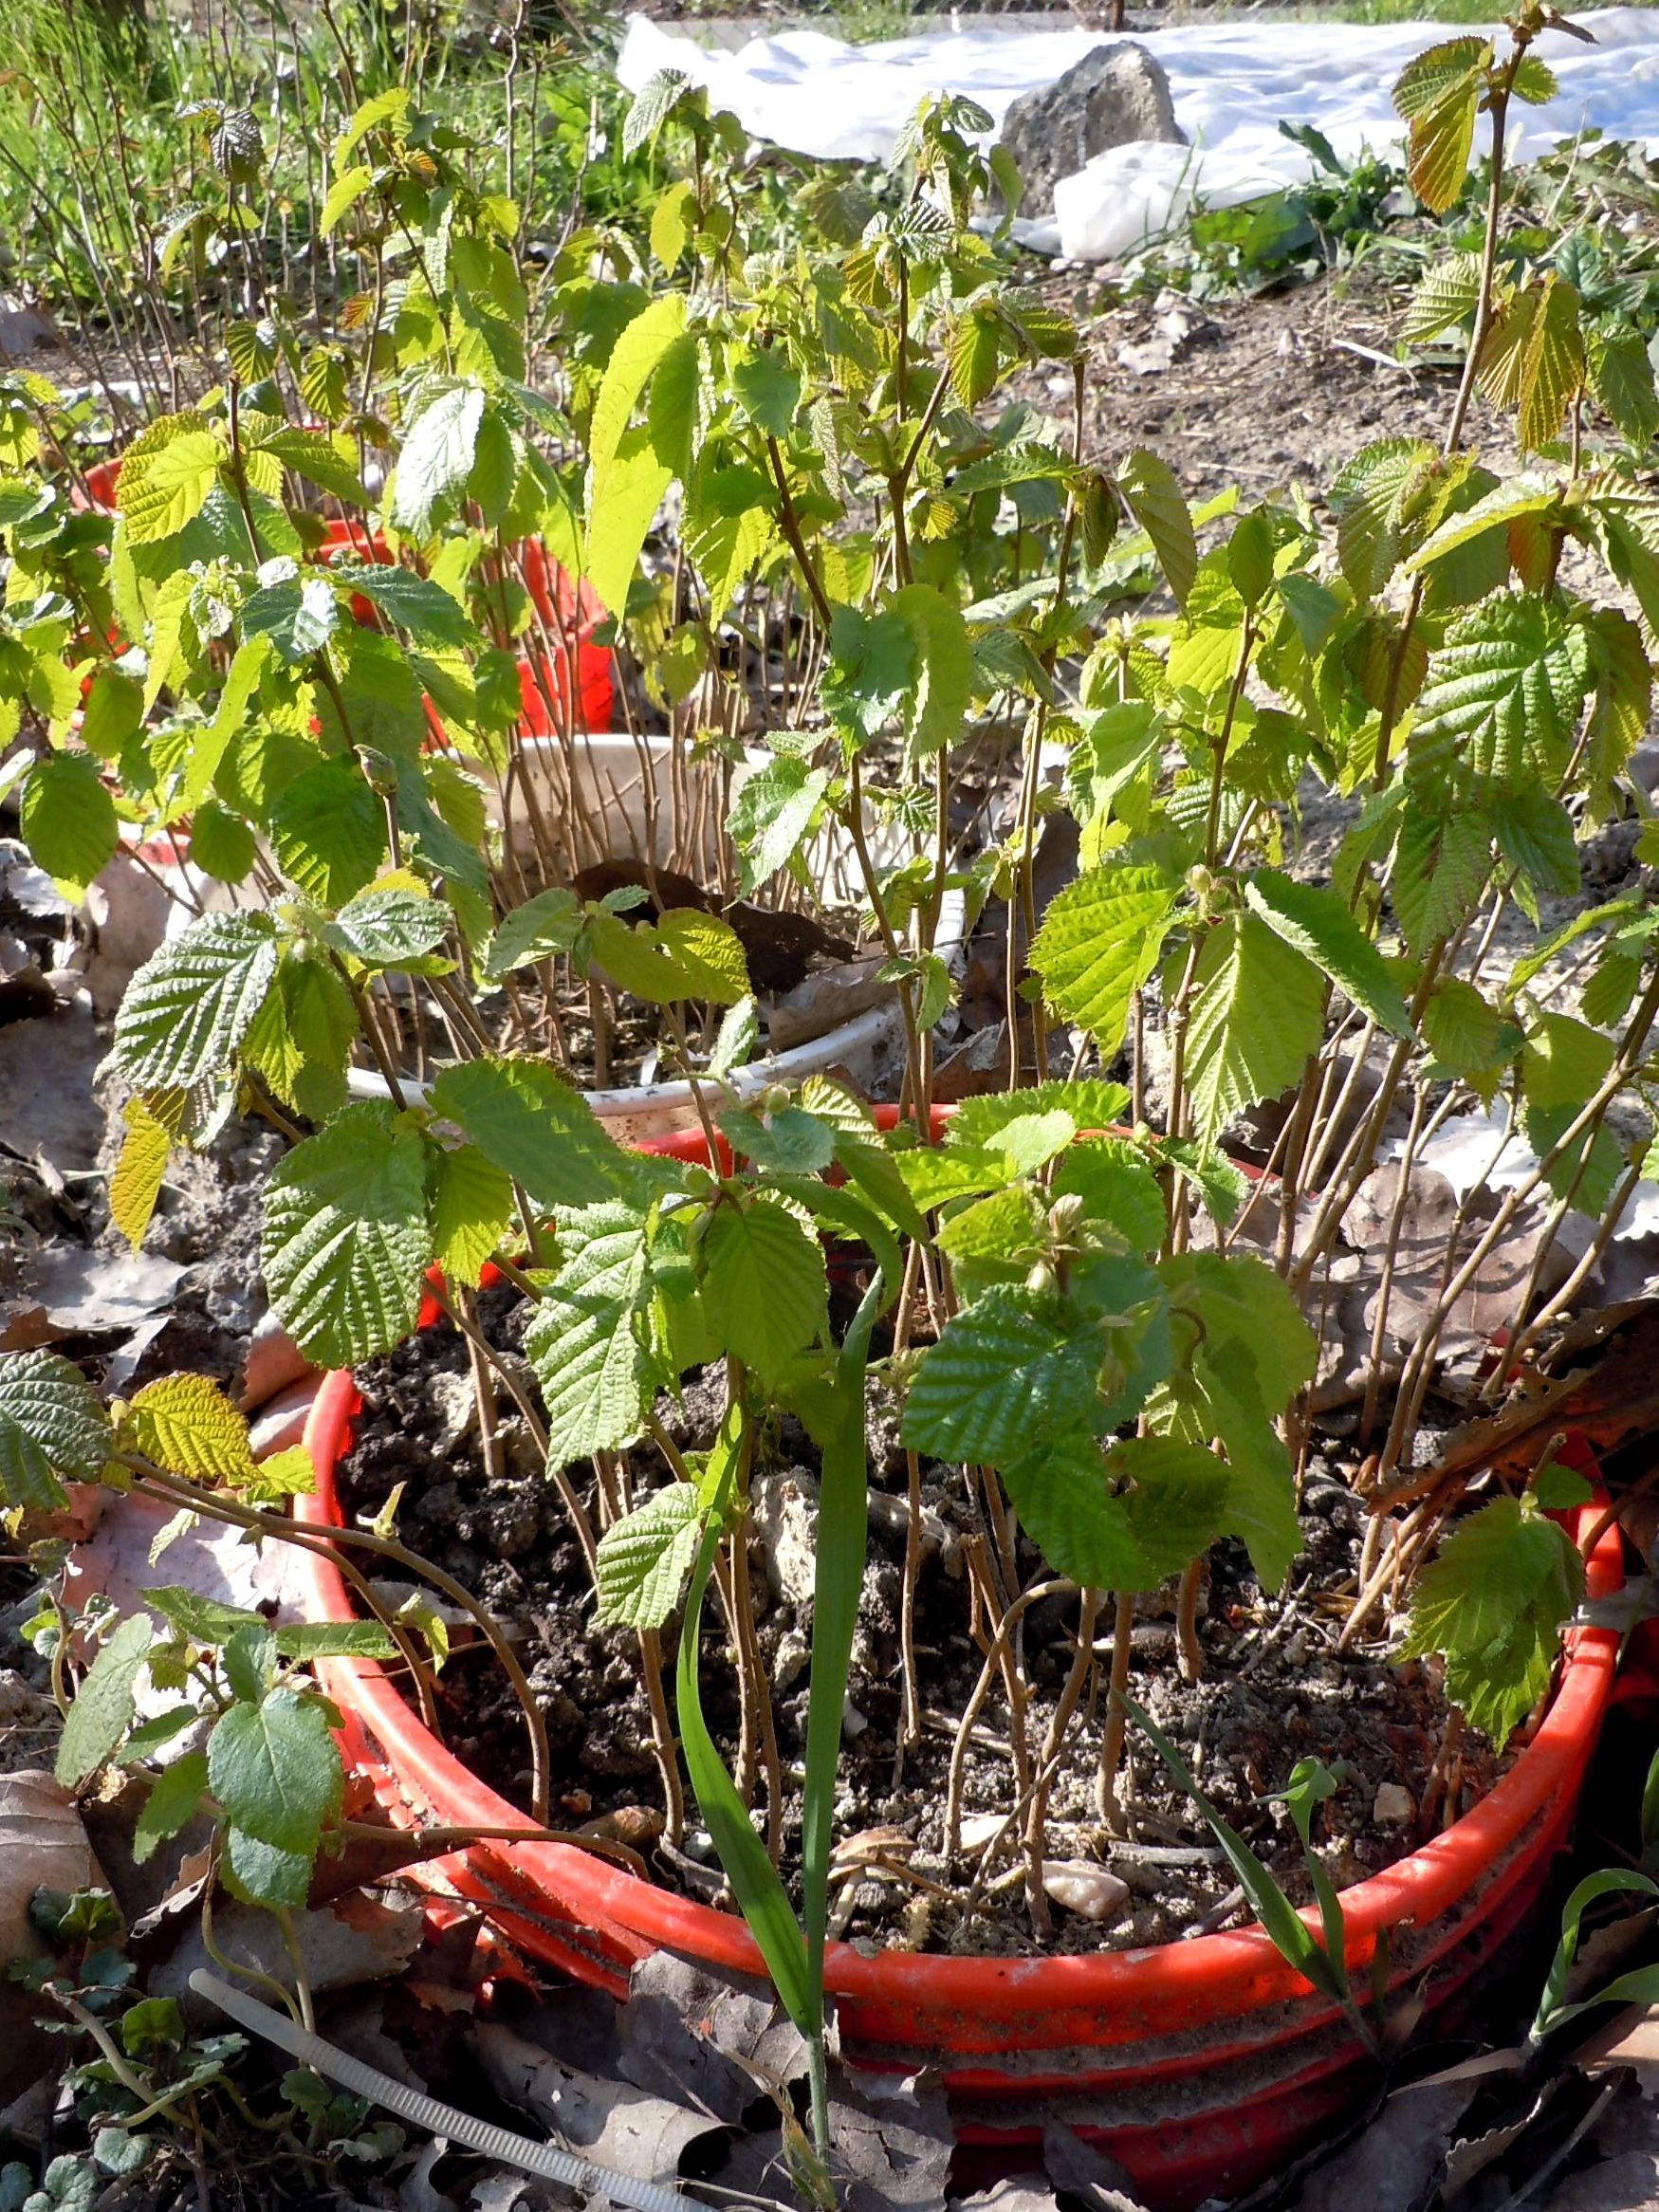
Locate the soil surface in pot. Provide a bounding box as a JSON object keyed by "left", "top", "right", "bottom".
{"left": 334, "top": 1288, "right": 1499, "bottom": 1960}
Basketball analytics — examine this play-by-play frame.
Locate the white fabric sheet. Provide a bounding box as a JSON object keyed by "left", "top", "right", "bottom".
{"left": 616, "top": 9, "right": 1659, "bottom": 259}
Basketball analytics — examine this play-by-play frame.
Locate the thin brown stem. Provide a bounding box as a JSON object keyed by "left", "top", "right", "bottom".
{"left": 1097, "top": 1590, "right": 1136, "bottom": 1833}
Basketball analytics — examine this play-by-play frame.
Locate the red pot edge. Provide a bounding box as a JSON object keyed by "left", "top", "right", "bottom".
{"left": 75, "top": 455, "right": 614, "bottom": 730}
{"left": 291, "top": 1301, "right": 1622, "bottom": 2054}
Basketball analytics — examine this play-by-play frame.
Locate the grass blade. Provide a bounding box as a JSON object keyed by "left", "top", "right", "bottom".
{"left": 1114, "top": 1687, "right": 1348, "bottom": 2007}
{"left": 802, "top": 1273, "right": 883, "bottom": 1986}
{"left": 1531, "top": 1867, "right": 1659, "bottom": 2042}
{"left": 675, "top": 1400, "right": 810, "bottom": 2033}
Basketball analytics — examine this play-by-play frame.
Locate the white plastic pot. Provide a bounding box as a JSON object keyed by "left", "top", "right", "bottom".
{"left": 349, "top": 884, "right": 968, "bottom": 1145}
{"left": 476, "top": 731, "right": 883, "bottom": 910}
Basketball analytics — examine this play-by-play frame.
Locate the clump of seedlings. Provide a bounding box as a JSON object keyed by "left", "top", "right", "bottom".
{"left": 7, "top": 0, "right": 1659, "bottom": 2184}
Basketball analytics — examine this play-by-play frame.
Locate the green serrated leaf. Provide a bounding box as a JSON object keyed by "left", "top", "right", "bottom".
{"left": 1520, "top": 276, "right": 1582, "bottom": 452}
{"left": 1422, "top": 976, "right": 1520, "bottom": 1085}
{"left": 1003, "top": 1433, "right": 1230, "bottom": 1592}
{"left": 222, "top": 1825, "right": 314, "bottom": 1908}
{"left": 1399, "top": 1496, "right": 1583, "bottom": 1743}
{"left": 208, "top": 1687, "right": 341, "bottom": 1854}
{"left": 242, "top": 575, "right": 338, "bottom": 664}
{"left": 1392, "top": 797, "right": 1491, "bottom": 953}
{"left": 902, "top": 1285, "right": 1100, "bottom": 1466}
{"left": 241, "top": 949, "right": 358, "bottom": 1124}
{"left": 595, "top": 1483, "right": 705, "bottom": 1629}
{"left": 949, "top": 1080, "right": 1131, "bottom": 1147}
{"left": 524, "top": 1203, "right": 653, "bottom": 1472}
{"left": 720, "top": 1106, "right": 837, "bottom": 1176}
{"left": 1413, "top": 580, "right": 1584, "bottom": 785}
{"left": 1404, "top": 250, "right": 1484, "bottom": 343}
{"left": 111, "top": 913, "right": 279, "bottom": 1090}
{"left": 0, "top": 1350, "right": 111, "bottom": 1510}
{"left": 1244, "top": 871, "right": 1413, "bottom": 1038}
{"left": 947, "top": 305, "right": 1001, "bottom": 408}
{"left": 117, "top": 418, "right": 223, "bottom": 544}
{"left": 133, "top": 1751, "right": 208, "bottom": 1863}
{"left": 270, "top": 756, "right": 386, "bottom": 907}
{"left": 323, "top": 887, "right": 451, "bottom": 970}
{"left": 1029, "top": 864, "right": 1176, "bottom": 1057}
{"left": 187, "top": 800, "right": 256, "bottom": 886}
{"left": 260, "top": 1102, "right": 430, "bottom": 1365}
{"left": 56, "top": 1615, "right": 153, "bottom": 1787}
{"left": 622, "top": 67, "right": 692, "bottom": 157}
{"left": 1052, "top": 1138, "right": 1167, "bottom": 1255}
{"left": 429, "top": 1057, "right": 624, "bottom": 1211}
{"left": 429, "top": 1143, "right": 513, "bottom": 1290}
{"left": 337, "top": 566, "right": 474, "bottom": 649}
{"left": 482, "top": 887, "right": 582, "bottom": 979}
{"left": 21, "top": 752, "right": 118, "bottom": 900}
{"left": 1587, "top": 328, "right": 1659, "bottom": 446}
{"left": 1119, "top": 449, "right": 1197, "bottom": 609}
{"left": 392, "top": 382, "right": 485, "bottom": 538}
{"left": 1392, "top": 37, "right": 1489, "bottom": 213}
{"left": 728, "top": 754, "right": 830, "bottom": 897}
{"left": 701, "top": 1195, "right": 826, "bottom": 1387}
{"left": 1184, "top": 912, "right": 1324, "bottom": 1151}
{"left": 271, "top": 1620, "right": 399, "bottom": 1661}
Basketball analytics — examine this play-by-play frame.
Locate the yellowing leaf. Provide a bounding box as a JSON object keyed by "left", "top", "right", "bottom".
{"left": 1392, "top": 37, "right": 1490, "bottom": 215}
{"left": 117, "top": 418, "right": 223, "bottom": 544}
{"left": 658, "top": 910, "right": 749, "bottom": 1004}
{"left": 128, "top": 1373, "right": 257, "bottom": 1482}
{"left": 1519, "top": 274, "right": 1583, "bottom": 452}
{"left": 650, "top": 180, "right": 695, "bottom": 271}
{"left": 581, "top": 426, "right": 672, "bottom": 625}
{"left": 111, "top": 1100, "right": 173, "bottom": 1253}
{"left": 588, "top": 292, "right": 687, "bottom": 484}
{"left": 320, "top": 162, "right": 372, "bottom": 236}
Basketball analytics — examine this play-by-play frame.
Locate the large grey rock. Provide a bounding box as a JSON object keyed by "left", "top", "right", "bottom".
{"left": 997, "top": 42, "right": 1185, "bottom": 218}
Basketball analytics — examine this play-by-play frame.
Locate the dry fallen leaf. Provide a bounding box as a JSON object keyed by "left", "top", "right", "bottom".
{"left": 618, "top": 1950, "right": 806, "bottom": 2122}
{"left": 17, "top": 1244, "right": 187, "bottom": 1339}
{"left": 1286, "top": 2077, "right": 1476, "bottom": 2211}
{"left": 471, "top": 2020, "right": 726, "bottom": 2185}
{"left": 0, "top": 1770, "right": 97, "bottom": 1963}
{"left": 766, "top": 954, "right": 890, "bottom": 1051}
{"left": 0, "top": 1006, "right": 106, "bottom": 1176}
{"left": 156, "top": 1890, "right": 424, "bottom": 2018}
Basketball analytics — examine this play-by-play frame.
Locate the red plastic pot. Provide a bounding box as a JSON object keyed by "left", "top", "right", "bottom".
{"left": 76, "top": 455, "right": 613, "bottom": 733}
{"left": 288, "top": 1134, "right": 1625, "bottom": 2208}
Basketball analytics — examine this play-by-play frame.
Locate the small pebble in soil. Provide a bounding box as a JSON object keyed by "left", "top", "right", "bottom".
{"left": 1373, "top": 1782, "right": 1414, "bottom": 1825}
{"left": 1042, "top": 1862, "right": 1132, "bottom": 1925}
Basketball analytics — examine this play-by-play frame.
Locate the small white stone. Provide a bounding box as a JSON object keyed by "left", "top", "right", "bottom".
{"left": 751, "top": 1469, "right": 820, "bottom": 1612}
{"left": 1373, "top": 1782, "right": 1413, "bottom": 1826}
{"left": 429, "top": 1369, "right": 478, "bottom": 1454}
{"left": 960, "top": 1812, "right": 1005, "bottom": 1853}
{"left": 1041, "top": 1859, "right": 1131, "bottom": 1924}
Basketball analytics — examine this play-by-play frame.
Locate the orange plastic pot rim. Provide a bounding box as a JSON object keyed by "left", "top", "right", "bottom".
{"left": 290, "top": 1111, "right": 1623, "bottom": 2049}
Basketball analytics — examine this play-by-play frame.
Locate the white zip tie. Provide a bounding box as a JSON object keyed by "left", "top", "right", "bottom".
{"left": 190, "top": 1969, "right": 703, "bottom": 2212}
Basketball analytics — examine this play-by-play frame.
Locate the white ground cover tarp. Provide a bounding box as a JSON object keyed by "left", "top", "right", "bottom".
{"left": 616, "top": 8, "right": 1659, "bottom": 260}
